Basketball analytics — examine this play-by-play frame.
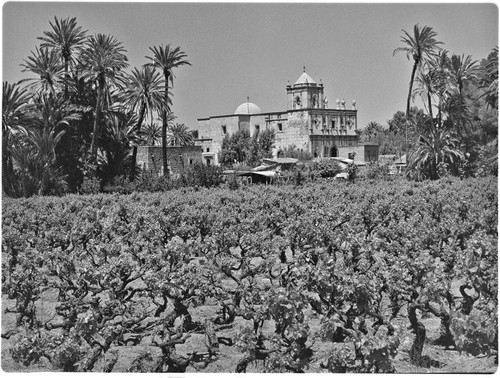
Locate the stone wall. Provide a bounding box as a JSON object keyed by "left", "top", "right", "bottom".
{"left": 337, "top": 144, "right": 379, "bottom": 163}
{"left": 136, "top": 145, "right": 203, "bottom": 175}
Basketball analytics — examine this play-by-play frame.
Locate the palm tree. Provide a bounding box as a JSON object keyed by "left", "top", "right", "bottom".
{"left": 412, "top": 66, "right": 439, "bottom": 126}
{"left": 79, "top": 34, "right": 128, "bottom": 165}
{"left": 448, "top": 54, "right": 479, "bottom": 95}
{"left": 427, "top": 49, "right": 451, "bottom": 128}
{"left": 3, "top": 81, "right": 30, "bottom": 194}
{"left": 38, "top": 16, "right": 87, "bottom": 99}
{"left": 145, "top": 44, "right": 191, "bottom": 177}
{"left": 480, "top": 47, "right": 498, "bottom": 111}
{"left": 394, "top": 25, "right": 443, "bottom": 117}
{"left": 168, "top": 123, "right": 194, "bottom": 146}
{"left": 407, "top": 128, "right": 464, "bottom": 180}
{"left": 362, "top": 121, "right": 384, "bottom": 142}
{"left": 141, "top": 122, "right": 162, "bottom": 146}
{"left": 98, "top": 111, "right": 139, "bottom": 185}
{"left": 118, "top": 66, "right": 166, "bottom": 179}
{"left": 394, "top": 25, "right": 442, "bottom": 155}
{"left": 10, "top": 126, "right": 68, "bottom": 196}
{"left": 29, "top": 93, "right": 82, "bottom": 131}
{"left": 21, "top": 47, "right": 64, "bottom": 96}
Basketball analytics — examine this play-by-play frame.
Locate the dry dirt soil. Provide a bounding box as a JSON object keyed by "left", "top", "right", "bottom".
{"left": 2, "top": 290, "right": 497, "bottom": 374}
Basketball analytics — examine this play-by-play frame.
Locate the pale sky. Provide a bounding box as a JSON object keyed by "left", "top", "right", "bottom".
{"left": 2, "top": 2, "right": 498, "bottom": 131}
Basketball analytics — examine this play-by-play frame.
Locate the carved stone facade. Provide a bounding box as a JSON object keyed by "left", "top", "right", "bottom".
{"left": 195, "top": 69, "right": 378, "bottom": 165}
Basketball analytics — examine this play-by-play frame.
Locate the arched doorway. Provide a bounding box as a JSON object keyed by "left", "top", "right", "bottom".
{"left": 330, "top": 146, "right": 338, "bottom": 157}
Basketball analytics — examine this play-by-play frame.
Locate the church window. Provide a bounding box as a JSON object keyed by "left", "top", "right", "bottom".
{"left": 221, "top": 125, "right": 227, "bottom": 135}
{"left": 295, "top": 96, "right": 301, "bottom": 108}
{"left": 331, "top": 120, "right": 336, "bottom": 129}
{"left": 207, "top": 147, "right": 210, "bottom": 153}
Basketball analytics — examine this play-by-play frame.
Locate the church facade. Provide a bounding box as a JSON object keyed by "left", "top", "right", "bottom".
{"left": 195, "top": 69, "right": 378, "bottom": 166}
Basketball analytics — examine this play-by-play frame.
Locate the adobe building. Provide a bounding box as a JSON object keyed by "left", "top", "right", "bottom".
{"left": 136, "top": 145, "right": 203, "bottom": 176}
{"left": 195, "top": 68, "right": 378, "bottom": 166}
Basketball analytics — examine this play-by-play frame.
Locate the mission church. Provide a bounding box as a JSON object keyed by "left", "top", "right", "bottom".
{"left": 195, "top": 68, "right": 378, "bottom": 166}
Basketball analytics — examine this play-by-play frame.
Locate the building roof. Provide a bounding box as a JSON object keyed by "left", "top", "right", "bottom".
{"left": 234, "top": 101, "right": 262, "bottom": 115}
{"left": 294, "top": 71, "right": 317, "bottom": 85}
{"left": 263, "top": 157, "right": 298, "bottom": 165}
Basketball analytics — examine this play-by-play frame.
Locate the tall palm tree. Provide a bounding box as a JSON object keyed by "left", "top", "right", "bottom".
{"left": 38, "top": 16, "right": 88, "bottom": 100}
{"left": 412, "top": 66, "right": 439, "bottom": 126}
{"left": 394, "top": 25, "right": 443, "bottom": 117}
{"left": 21, "top": 47, "right": 64, "bottom": 96}
{"left": 394, "top": 25, "right": 442, "bottom": 155}
{"left": 145, "top": 44, "right": 191, "bottom": 177}
{"left": 440, "top": 54, "right": 479, "bottom": 137}
{"left": 448, "top": 54, "right": 479, "bottom": 95}
{"left": 118, "top": 66, "right": 166, "bottom": 179}
{"left": 427, "top": 49, "right": 451, "bottom": 128}
{"left": 168, "top": 123, "right": 194, "bottom": 146}
{"left": 79, "top": 34, "right": 128, "bottom": 165}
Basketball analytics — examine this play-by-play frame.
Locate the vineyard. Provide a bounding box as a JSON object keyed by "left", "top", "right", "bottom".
{"left": 2, "top": 176, "right": 498, "bottom": 373}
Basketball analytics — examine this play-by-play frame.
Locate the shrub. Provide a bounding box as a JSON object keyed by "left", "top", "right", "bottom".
{"left": 180, "top": 163, "right": 224, "bottom": 188}
{"left": 364, "top": 162, "right": 390, "bottom": 180}
{"left": 279, "top": 145, "right": 314, "bottom": 162}
{"left": 309, "top": 159, "right": 343, "bottom": 178}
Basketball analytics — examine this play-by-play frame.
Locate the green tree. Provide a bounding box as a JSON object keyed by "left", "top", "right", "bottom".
{"left": 220, "top": 129, "right": 251, "bottom": 167}
{"left": 248, "top": 129, "right": 275, "bottom": 166}
{"left": 145, "top": 44, "right": 191, "bottom": 177}
{"left": 79, "top": 34, "right": 128, "bottom": 166}
{"left": 38, "top": 16, "right": 87, "bottom": 99}
{"left": 220, "top": 128, "right": 276, "bottom": 167}
{"left": 119, "top": 66, "right": 165, "bottom": 179}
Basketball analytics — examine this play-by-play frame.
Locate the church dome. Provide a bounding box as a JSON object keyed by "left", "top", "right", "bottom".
{"left": 234, "top": 101, "right": 262, "bottom": 115}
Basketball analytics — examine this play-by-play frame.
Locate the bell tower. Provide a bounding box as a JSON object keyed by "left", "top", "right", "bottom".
{"left": 287, "top": 67, "right": 324, "bottom": 110}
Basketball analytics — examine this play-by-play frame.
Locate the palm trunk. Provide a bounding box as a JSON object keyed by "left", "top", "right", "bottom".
{"left": 90, "top": 82, "right": 103, "bottom": 167}
{"left": 406, "top": 60, "right": 419, "bottom": 155}
{"left": 64, "top": 58, "right": 69, "bottom": 100}
{"left": 162, "top": 71, "right": 170, "bottom": 178}
{"left": 130, "top": 103, "right": 146, "bottom": 181}
{"left": 427, "top": 92, "right": 433, "bottom": 129}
